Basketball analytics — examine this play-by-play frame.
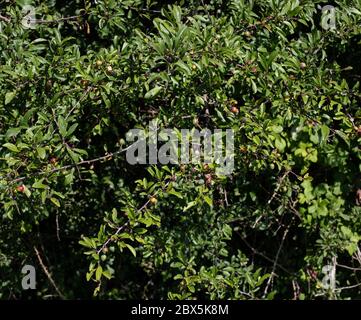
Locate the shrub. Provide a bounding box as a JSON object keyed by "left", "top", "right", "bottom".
{"left": 0, "top": 0, "right": 361, "bottom": 299}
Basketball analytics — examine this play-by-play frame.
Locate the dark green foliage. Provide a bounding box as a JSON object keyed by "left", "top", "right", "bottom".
{"left": 0, "top": 0, "right": 361, "bottom": 299}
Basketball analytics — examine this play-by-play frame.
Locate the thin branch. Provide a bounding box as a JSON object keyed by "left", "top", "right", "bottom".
{"left": 252, "top": 171, "right": 290, "bottom": 229}
{"left": 96, "top": 221, "right": 130, "bottom": 255}
{"left": 65, "top": 86, "right": 92, "bottom": 120}
{"left": 56, "top": 211, "right": 61, "bottom": 242}
{"left": 237, "top": 232, "right": 291, "bottom": 274}
{"left": 1, "top": 13, "right": 84, "bottom": 24}
{"left": 28, "top": 15, "right": 81, "bottom": 24}
{"left": 267, "top": 171, "right": 290, "bottom": 205}
{"left": 7, "top": 145, "right": 132, "bottom": 184}
{"left": 337, "top": 282, "right": 361, "bottom": 291}
{"left": 263, "top": 218, "right": 294, "bottom": 297}
{"left": 96, "top": 181, "right": 171, "bottom": 254}
{"left": 33, "top": 246, "right": 65, "bottom": 299}
{"left": 336, "top": 263, "right": 361, "bottom": 272}
{"left": 129, "top": 7, "right": 161, "bottom": 14}
{"left": 0, "top": 14, "right": 10, "bottom": 23}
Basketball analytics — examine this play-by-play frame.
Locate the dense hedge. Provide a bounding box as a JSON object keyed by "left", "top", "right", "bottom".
{"left": 1, "top": 0, "right": 361, "bottom": 299}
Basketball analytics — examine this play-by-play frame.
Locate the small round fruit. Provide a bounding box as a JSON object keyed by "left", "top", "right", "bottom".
{"left": 80, "top": 79, "right": 89, "bottom": 87}
{"left": 45, "top": 79, "right": 53, "bottom": 92}
{"left": 149, "top": 197, "right": 158, "bottom": 205}
{"left": 251, "top": 66, "right": 258, "bottom": 73}
{"left": 96, "top": 60, "right": 103, "bottom": 67}
{"left": 300, "top": 62, "right": 306, "bottom": 70}
{"left": 192, "top": 64, "right": 197, "bottom": 70}
{"left": 16, "top": 185, "right": 25, "bottom": 193}
{"left": 102, "top": 247, "right": 109, "bottom": 254}
{"left": 230, "top": 106, "right": 239, "bottom": 114}
{"left": 244, "top": 31, "right": 251, "bottom": 37}
{"left": 240, "top": 146, "right": 247, "bottom": 153}
{"left": 101, "top": 254, "right": 107, "bottom": 261}
{"left": 356, "top": 126, "right": 361, "bottom": 136}
{"left": 50, "top": 157, "right": 58, "bottom": 165}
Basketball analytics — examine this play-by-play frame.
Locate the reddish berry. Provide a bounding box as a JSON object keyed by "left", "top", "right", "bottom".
{"left": 230, "top": 106, "right": 239, "bottom": 114}
{"left": 16, "top": 185, "right": 25, "bottom": 193}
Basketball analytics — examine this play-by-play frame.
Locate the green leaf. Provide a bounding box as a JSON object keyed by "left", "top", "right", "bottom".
{"left": 204, "top": 195, "right": 213, "bottom": 208}
{"left": 67, "top": 147, "right": 80, "bottom": 162}
{"left": 335, "top": 130, "right": 350, "bottom": 147}
{"left": 32, "top": 180, "right": 47, "bottom": 189}
{"left": 101, "top": 92, "right": 111, "bottom": 108}
{"left": 320, "top": 125, "right": 330, "bottom": 145}
{"left": 24, "top": 186, "right": 31, "bottom": 198}
{"left": 102, "top": 270, "right": 112, "bottom": 280}
{"left": 251, "top": 79, "right": 257, "bottom": 93}
{"left": 125, "top": 243, "right": 137, "bottom": 257}
{"left": 79, "top": 237, "right": 94, "bottom": 248}
{"left": 5, "top": 91, "right": 16, "bottom": 105}
{"left": 270, "top": 125, "right": 283, "bottom": 134}
{"left": 145, "top": 86, "right": 162, "bottom": 99}
{"left": 95, "top": 265, "right": 103, "bottom": 281}
{"left": 67, "top": 123, "right": 78, "bottom": 137}
{"left": 5, "top": 128, "right": 22, "bottom": 138}
{"left": 183, "top": 201, "right": 197, "bottom": 212}
{"left": 37, "top": 147, "right": 46, "bottom": 159}
{"left": 86, "top": 271, "right": 94, "bottom": 282}
{"left": 50, "top": 197, "right": 61, "bottom": 207}
{"left": 58, "top": 116, "right": 68, "bottom": 137}
{"left": 3, "top": 143, "right": 19, "bottom": 153}
{"left": 168, "top": 189, "right": 183, "bottom": 199}
{"left": 275, "top": 137, "right": 286, "bottom": 152}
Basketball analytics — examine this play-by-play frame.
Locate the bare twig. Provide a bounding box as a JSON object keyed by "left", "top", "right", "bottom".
{"left": 337, "top": 282, "right": 361, "bottom": 291}
{"left": 292, "top": 280, "right": 300, "bottom": 300}
{"left": 223, "top": 187, "right": 229, "bottom": 207}
{"left": 56, "top": 212, "right": 60, "bottom": 242}
{"left": 237, "top": 232, "right": 291, "bottom": 274}
{"left": 33, "top": 246, "right": 65, "bottom": 299}
{"left": 263, "top": 218, "right": 294, "bottom": 297}
{"left": 336, "top": 263, "right": 361, "bottom": 272}
{"left": 65, "top": 86, "right": 92, "bottom": 120}
{"left": 252, "top": 171, "right": 290, "bottom": 229}
{"left": 0, "top": 14, "right": 10, "bottom": 23}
